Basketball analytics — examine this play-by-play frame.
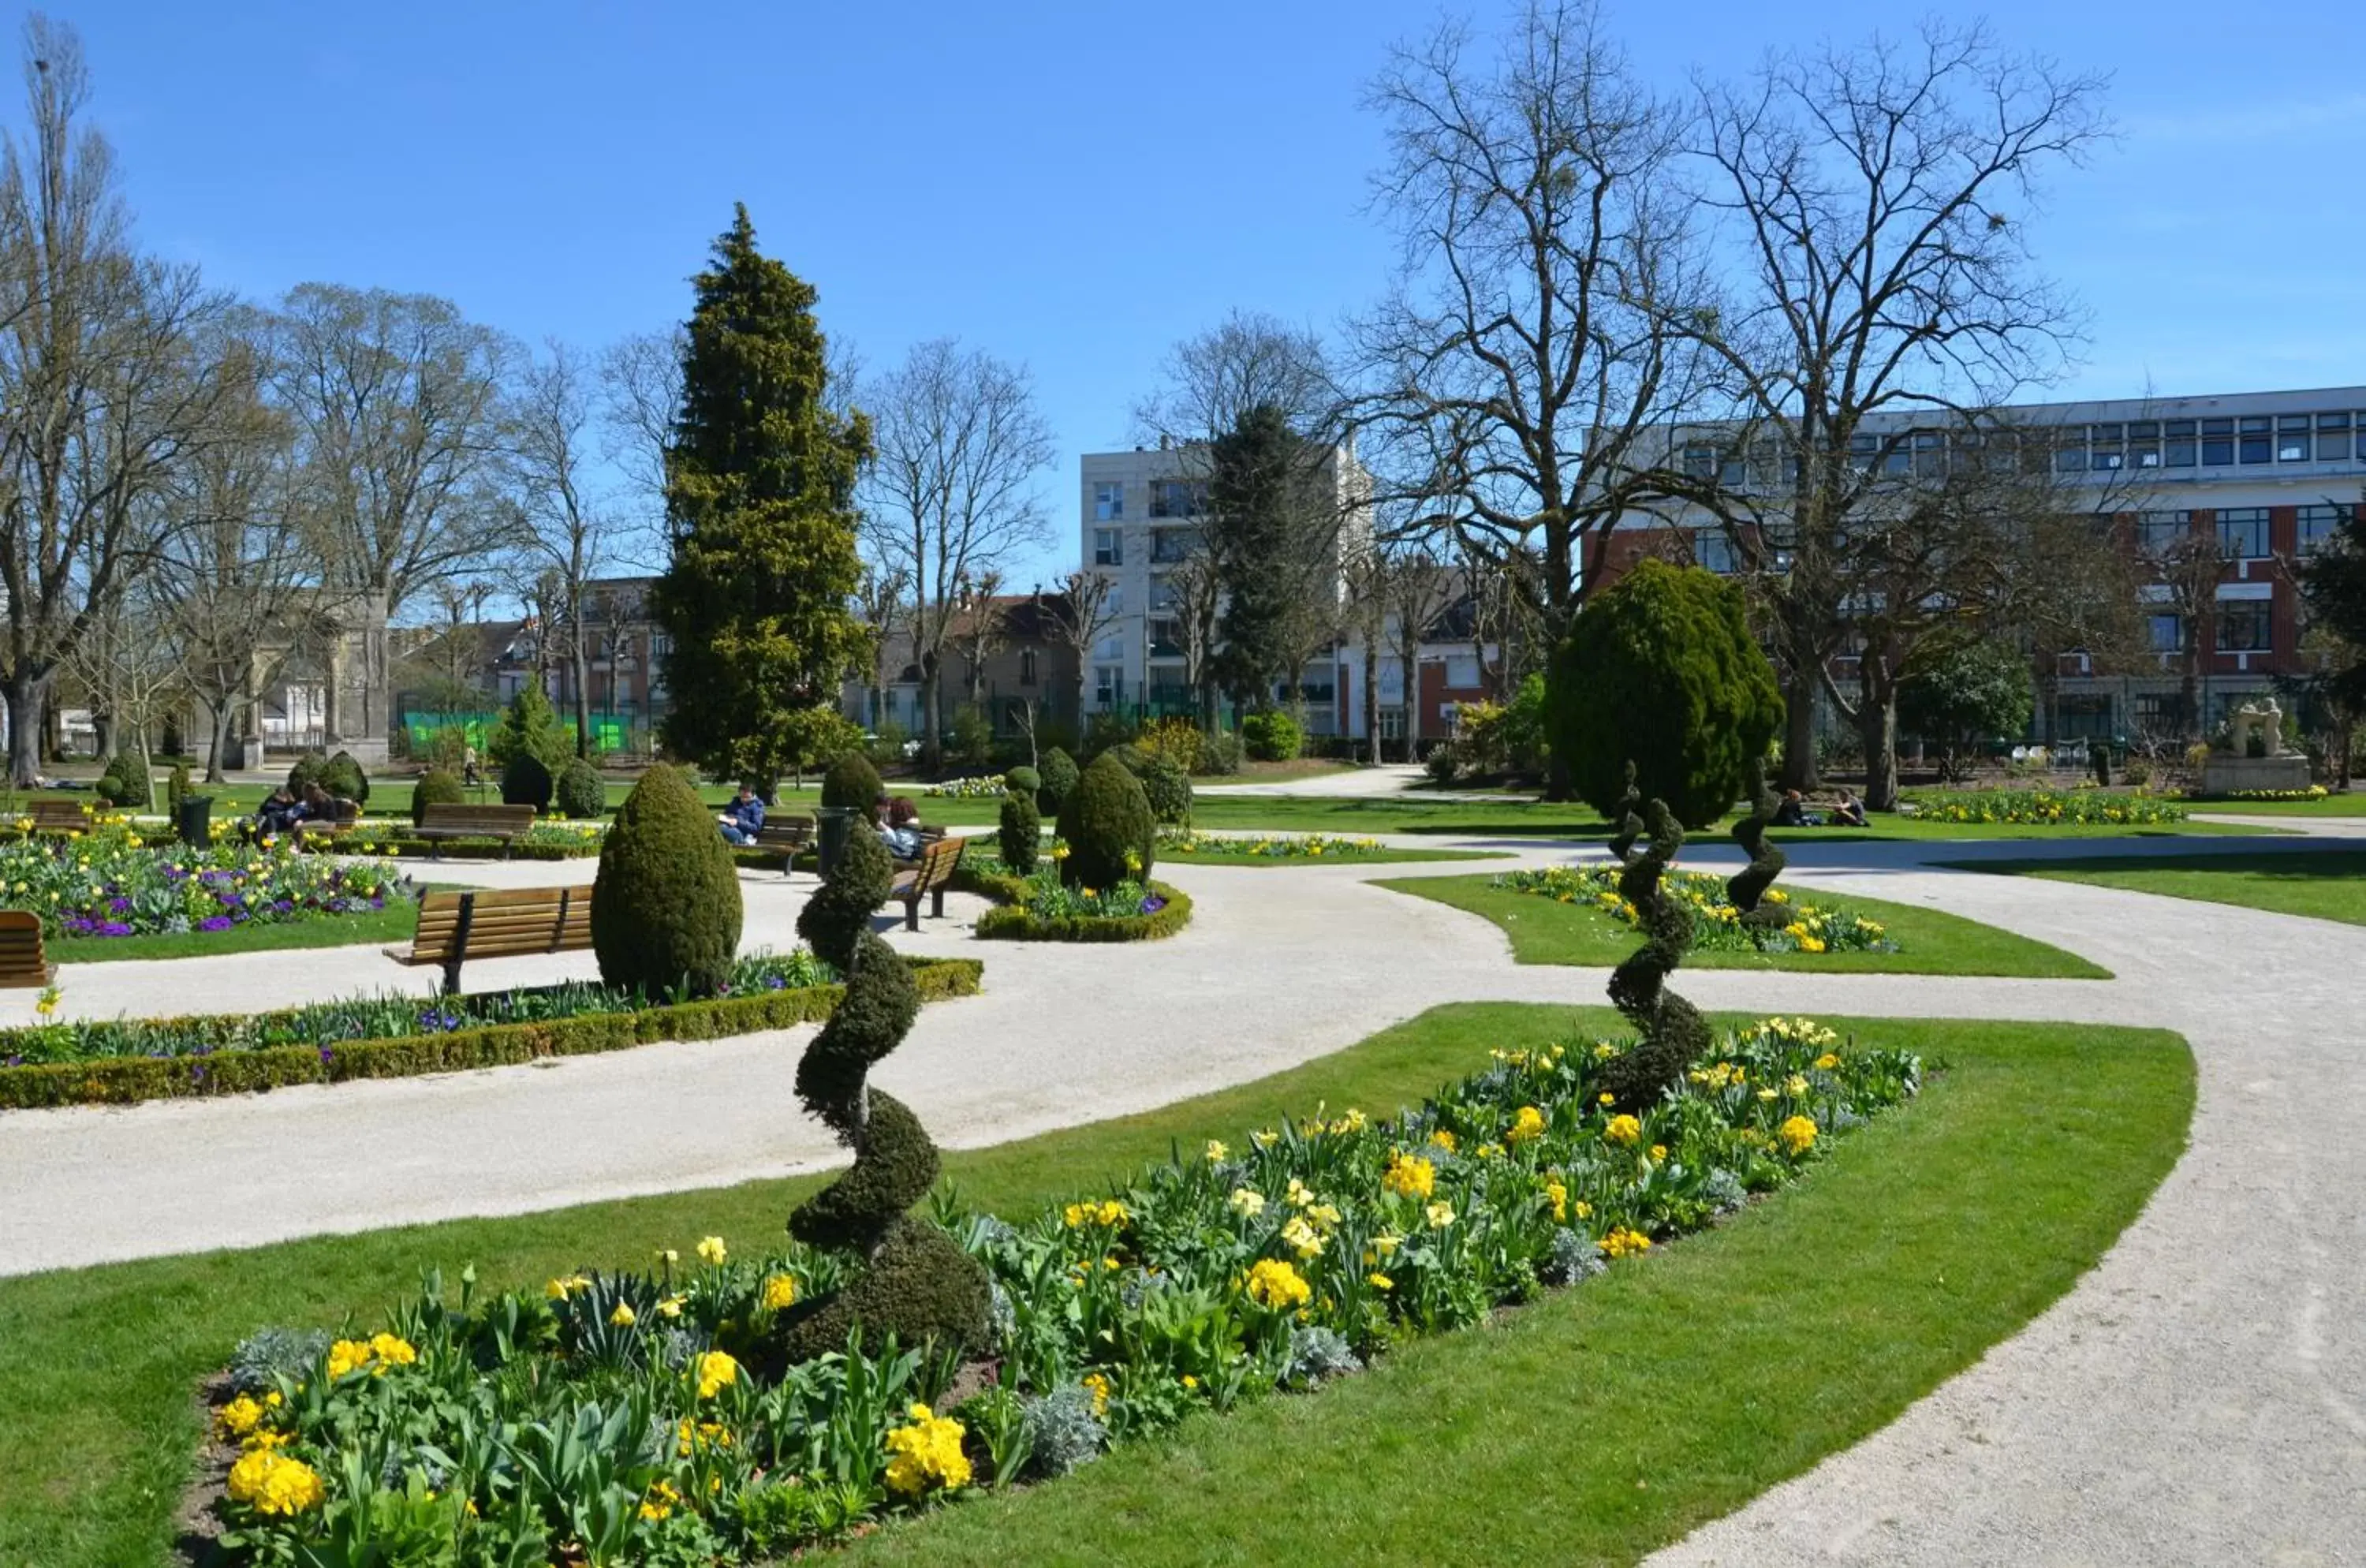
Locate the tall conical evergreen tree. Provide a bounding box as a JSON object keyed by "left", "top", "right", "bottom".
{"left": 653, "top": 207, "right": 870, "bottom": 783}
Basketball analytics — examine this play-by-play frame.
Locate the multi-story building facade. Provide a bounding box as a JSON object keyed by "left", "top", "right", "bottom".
{"left": 842, "top": 590, "right": 1081, "bottom": 744}
{"left": 1077, "top": 440, "right": 1372, "bottom": 736}
{"left": 1603, "top": 385, "right": 2366, "bottom": 745}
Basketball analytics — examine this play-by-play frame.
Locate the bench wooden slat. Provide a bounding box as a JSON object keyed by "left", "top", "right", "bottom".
{"left": 0, "top": 908, "right": 54, "bottom": 986}
{"left": 386, "top": 883, "right": 588, "bottom": 991}
{"left": 890, "top": 836, "right": 965, "bottom": 931}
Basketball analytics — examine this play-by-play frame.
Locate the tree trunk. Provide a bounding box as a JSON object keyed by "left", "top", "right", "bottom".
{"left": 1404, "top": 653, "right": 1423, "bottom": 764}
{"left": 1780, "top": 670, "right": 1820, "bottom": 793}
{"left": 205, "top": 698, "right": 235, "bottom": 784}
{"left": 1361, "top": 643, "right": 1380, "bottom": 766}
{"left": 6, "top": 672, "right": 47, "bottom": 789}
{"left": 1859, "top": 689, "right": 1900, "bottom": 812}
{"left": 573, "top": 640, "right": 592, "bottom": 760}
{"left": 919, "top": 651, "right": 943, "bottom": 771}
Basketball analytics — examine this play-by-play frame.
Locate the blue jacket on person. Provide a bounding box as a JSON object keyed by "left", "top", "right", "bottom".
{"left": 724, "top": 795, "right": 766, "bottom": 834}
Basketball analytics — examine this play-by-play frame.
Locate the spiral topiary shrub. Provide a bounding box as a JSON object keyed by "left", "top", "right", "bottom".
{"left": 1724, "top": 759, "right": 1788, "bottom": 928}
{"left": 412, "top": 767, "right": 466, "bottom": 827}
{"left": 502, "top": 752, "right": 554, "bottom": 812}
{"left": 1140, "top": 753, "right": 1192, "bottom": 827}
{"left": 998, "top": 789, "right": 1041, "bottom": 873}
{"left": 1547, "top": 558, "right": 1783, "bottom": 830}
{"left": 796, "top": 822, "right": 892, "bottom": 973}
{"left": 1004, "top": 764, "right": 1041, "bottom": 799}
{"left": 588, "top": 763, "right": 743, "bottom": 996}
{"left": 323, "top": 749, "right": 370, "bottom": 807}
{"left": 1606, "top": 759, "right": 1644, "bottom": 864}
{"left": 1599, "top": 798, "right": 1711, "bottom": 1109}
{"left": 1036, "top": 747, "right": 1079, "bottom": 816}
{"left": 822, "top": 752, "right": 883, "bottom": 824}
{"left": 555, "top": 757, "right": 606, "bottom": 820}
{"left": 1056, "top": 751, "right": 1155, "bottom": 890}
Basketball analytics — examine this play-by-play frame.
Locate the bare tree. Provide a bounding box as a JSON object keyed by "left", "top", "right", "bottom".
{"left": 65, "top": 578, "right": 181, "bottom": 805}
{"left": 0, "top": 19, "right": 238, "bottom": 784}
{"left": 1356, "top": 0, "right": 1710, "bottom": 665}
{"left": 1133, "top": 309, "right": 1338, "bottom": 449}
{"left": 1164, "top": 547, "right": 1226, "bottom": 728}
{"left": 950, "top": 568, "right": 1008, "bottom": 711}
{"left": 850, "top": 559, "right": 908, "bottom": 734}
{"left": 2136, "top": 512, "right": 2234, "bottom": 747}
{"left": 1050, "top": 568, "right": 1117, "bottom": 728}
{"left": 1688, "top": 19, "right": 2109, "bottom": 797}
{"left": 1383, "top": 546, "right": 1461, "bottom": 760}
{"left": 860, "top": 339, "right": 1054, "bottom": 768}
{"left": 597, "top": 326, "right": 683, "bottom": 517}
{"left": 268, "top": 280, "right": 512, "bottom": 747}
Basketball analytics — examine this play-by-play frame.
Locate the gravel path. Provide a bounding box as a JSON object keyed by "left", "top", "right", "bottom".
{"left": 3, "top": 817, "right": 2364, "bottom": 1562}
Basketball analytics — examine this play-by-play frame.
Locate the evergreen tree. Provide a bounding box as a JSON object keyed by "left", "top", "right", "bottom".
{"left": 1207, "top": 403, "right": 1329, "bottom": 707}
{"left": 653, "top": 207, "right": 871, "bottom": 784}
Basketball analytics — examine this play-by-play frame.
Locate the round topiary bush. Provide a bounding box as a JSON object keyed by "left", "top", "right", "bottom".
{"left": 1140, "top": 753, "right": 1192, "bottom": 826}
{"left": 796, "top": 822, "right": 893, "bottom": 973}
{"left": 998, "top": 789, "right": 1040, "bottom": 873}
{"left": 95, "top": 753, "right": 146, "bottom": 808}
{"left": 1056, "top": 751, "right": 1155, "bottom": 890}
{"left": 1099, "top": 741, "right": 1149, "bottom": 778}
{"left": 1241, "top": 710, "right": 1302, "bottom": 762}
{"left": 588, "top": 763, "right": 743, "bottom": 996}
{"left": 323, "top": 749, "right": 369, "bottom": 807}
{"left": 555, "top": 757, "right": 606, "bottom": 820}
{"left": 1036, "top": 747, "right": 1079, "bottom": 816}
{"left": 1005, "top": 764, "right": 1041, "bottom": 799}
{"left": 502, "top": 752, "right": 554, "bottom": 812}
{"left": 412, "top": 767, "right": 465, "bottom": 827}
{"left": 822, "top": 752, "right": 883, "bottom": 824}
{"left": 1547, "top": 559, "right": 1783, "bottom": 830}
{"left": 286, "top": 751, "right": 330, "bottom": 797}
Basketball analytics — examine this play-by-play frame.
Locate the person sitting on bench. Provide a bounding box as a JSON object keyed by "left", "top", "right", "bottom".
{"left": 876, "top": 794, "right": 923, "bottom": 861}
{"left": 716, "top": 783, "right": 766, "bottom": 846}
{"left": 252, "top": 786, "right": 302, "bottom": 839}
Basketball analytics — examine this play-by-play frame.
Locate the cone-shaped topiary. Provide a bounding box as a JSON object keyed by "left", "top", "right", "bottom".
{"left": 323, "top": 749, "right": 370, "bottom": 807}
{"left": 1056, "top": 751, "right": 1155, "bottom": 890}
{"left": 821, "top": 752, "right": 883, "bottom": 824}
{"left": 412, "top": 767, "right": 466, "bottom": 826}
{"left": 555, "top": 757, "right": 606, "bottom": 820}
{"left": 502, "top": 752, "right": 554, "bottom": 811}
{"left": 589, "top": 764, "right": 743, "bottom": 996}
{"left": 1036, "top": 747, "right": 1078, "bottom": 816}
{"left": 796, "top": 821, "right": 892, "bottom": 973}
{"left": 998, "top": 789, "right": 1040, "bottom": 873}
{"left": 781, "top": 929, "right": 991, "bottom": 1361}
{"left": 1724, "top": 759, "right": 1789, "bottom": 928}
{"left": 1139, "top": 753, "right": 1192, "bottom": 827}
{"left": 1599, "top": 799, "right": 1711, "bottom": 1110}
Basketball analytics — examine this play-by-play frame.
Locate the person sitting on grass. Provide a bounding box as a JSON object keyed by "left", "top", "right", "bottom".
{"left": 716, "top": 782, "right": 766, "bottom": 846}
{"left": 875, "top": 794, "right": 924, "bottom": 861}
{"left": 1830, "top": 787, "right": 1868, "bottom": 827}
{"left": 1772, "top": 789, "right": 1823, "bottom": 828}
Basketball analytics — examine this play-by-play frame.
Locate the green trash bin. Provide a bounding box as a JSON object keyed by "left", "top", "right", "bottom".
{"left": 815, "top": 806, "right": 853, "bottom": 879}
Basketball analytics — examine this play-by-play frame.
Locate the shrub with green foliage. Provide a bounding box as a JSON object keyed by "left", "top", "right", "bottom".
{"left": 1004, "top": 764, "right": 1041, "bottom": 798}
{"left": 1096, "top": 740, "right": 1149, "bottom": 777}
{"left": 1600, "top": 798, "right": 1710, "bottom": 1107}
{"left": 502, "top": 752, "right": 554, "bottom": 812}
{"left": 1197, "top": 727, "right": 1244, "bottom": 775}
{"left": 589, "top": 764, "right": 743, "bottom": 996}
{"left": 998, "top": 789, "right": 1041, "bottom": 873}
{"left": 166, "top": 763, "right": 192, "bottom": 814}
{"left": 1057, "top": 751, "right": 1155, "bottom": 890}
{"left": 821, "top": 752, "right": 883, "bottom": 823}
{"left": 285, "top": 752, "right": 330, "bottom": 798}
{"left": 796, "top": 822, "right": 892, "bottom": 973}
{"left": 1241, "top": 709, "right": 1302, "bottom": 761}
{"left": 554, "top": 757, "right": 606, "bottom": 820}
{"left": 487, "top": 683, "right": 572, "bottom": 773}
{"left": 1140, "top": 753, "right": 1192, "bottom": 826}
{"left": 323, "top": 749, "right": 369, "bottom": 807}
{"left": 1036, "top": 746, "right": 1079, "bottom": 816}
{"left": 412, "top": 767, "right": 466, "bottom": 827}
{"left": 1549, "top": 560, "right": 1782, "bottom": 829}
{"left": 95, "top": 752, "right": 147, "bottom": 808}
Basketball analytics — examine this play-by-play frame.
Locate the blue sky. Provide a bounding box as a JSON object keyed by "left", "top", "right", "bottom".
{"left": 53, "top": 0, "right": 2366, "bottom": 594}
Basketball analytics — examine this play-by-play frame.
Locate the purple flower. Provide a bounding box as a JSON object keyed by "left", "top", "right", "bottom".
{"left": 199, "top": 916, "right": 233, "bottom": 932}
{"left": 98, "top": 921, "right": 133, "bottom": 938}
{"left": 1139, "top": 895, "right": 1167, "bottom": 915}
{"left": 318, "top": 1045, "right": 334, "bottom": 1063}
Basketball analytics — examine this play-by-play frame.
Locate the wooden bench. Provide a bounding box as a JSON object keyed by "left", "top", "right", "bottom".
{"left": 0, "top": 909, "right": 54, "bottom": 987}
{"left": 751, "top": 816, "right": 815, "bottom": 875}
{"left": 415, "top": 802, "right": 539, "bottom": 859}
{"left": 890, "top": 835, "right": 964, "bottom": 930}
{"left": 889, "top": 823, "right": 947, "bottom": 872}
{"left": 24, "top": 799, "right": 89, "bottom": 835}
{"left": 294, "top": 797, "right": 363, "bottom": 847}
{"left": 385, "top": 886, "right": 591, "bottom": 994}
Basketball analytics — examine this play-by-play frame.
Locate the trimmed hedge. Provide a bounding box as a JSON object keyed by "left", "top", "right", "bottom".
{"left": 592, "top": 763, "right": 742, "bottom": 995}
{"left": 956, "top": 864, "right": 1193, "bottom": 943}
{"left": 0, "top": 958, "right": 983, "bottom": 1110}
{"left": 1036, "top": 746, "right": 1079, "bottom": 815}
{"left": 411, "top": 769, "right": 466, "bottom": 827}
{"left": 555, "top": 758, "right": 606, "bottom": 820}
{"left": 502, "top": 752, "right": 555, "bottom": 812}
{"left": 1056, "top": 750, "right": 1155, "bottom": 889}
{"left": 822, "top": 752, "right": 883, "bottom": 822}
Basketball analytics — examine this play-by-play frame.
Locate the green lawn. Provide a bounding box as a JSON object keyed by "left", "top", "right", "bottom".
{"left": 1965, "top": 849, "right": 2366, "bottom": 927}
{"left": 1380, "top": 873, "right": 2110, "bottom": 978}
{"left": 49, "top": 898, "right": 423, "bottom": 965}
{"left": 2184, "top": 791, "right": 2366, "bottom": 816}
{"left": 0, "top": 1004, "right": 2189, "bottom": 1568}
{"left": 1159, "top": 842, "right": 1506, "bottom": 868}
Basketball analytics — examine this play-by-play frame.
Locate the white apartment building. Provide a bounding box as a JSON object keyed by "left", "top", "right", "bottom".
{"left": 1077, "top": 440, "right": 1373, "bottom": 734}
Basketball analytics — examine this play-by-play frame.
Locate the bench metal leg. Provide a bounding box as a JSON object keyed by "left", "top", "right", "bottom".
{"left": 442, "top": 893, "right": 476, "bottom": 995}
{"left": 931, "top": 886, "right": 946, "bottom": 918}
{"left": 904, "top": 897, "right": 920, "bottom": 932}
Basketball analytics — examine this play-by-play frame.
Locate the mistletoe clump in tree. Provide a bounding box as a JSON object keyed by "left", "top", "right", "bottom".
{"left": 1598, "top": 798, "right": 1711, "bottom": 1110}
{"left": 780, "top": 840, "right": 990, "bottom": 1362}
{"left": 1723, "top": 759, "right": 1789, "bottom": 928}
{"left": 652, "top": 207, "right": 871, "bottom": 790}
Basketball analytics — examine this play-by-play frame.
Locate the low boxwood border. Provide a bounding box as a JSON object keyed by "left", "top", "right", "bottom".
{"left": 957, "top": 865, "right": 1193, "bottom": 942}
{"left": 0, "top": 957, "right": 982, "bottom": 1111}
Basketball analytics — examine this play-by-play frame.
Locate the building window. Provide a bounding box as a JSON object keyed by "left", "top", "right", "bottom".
{"left": 2136, "top": 511, "right": 2189, "bottom": 556}
{"left": 1103, "top": 582, "right": 1122, "bottom": 615}
{"left": 1093, "top": 527, "right": 1122, "bottom": 566}
{"left": 1682, "top": 445, "right": 1717, "bottom": 478}
{"left": 2127, "top": 420, "right": 2160, "bottom": 469}
{"left": 2146, "top": 613, "right": 2184, "bottom": 652}
{"left": 1150, "top": 527, "right": 1197, "bottom": 565}
{"left": 1377, "top": 706, "right": 1405, "bottom": 741}
{"left": 2319, "top": 412, "right": 2354, "bottom": 461}
{"left": 2200, "top": 418, "right": 2235, "bottom": 467}
{"left": 1093, "top": 482, "right": 1124, "bottom": 521}
{"left": 2215, "top": 601, "right": 2271, "bottom": 651}
{"left": 2163, "top": 419, "right": 2197, "bottom": 467}
{"left": 2216, "top": 508, "right": 2269, "bottom": 558}
{"left": 2276, "top": 415, "right": 2312, "bottom": 462}
{"left": 2300, "top": 503, "right": 2350, "bottom": 555}
{"left": 1093, "top": 665, "right": 1122, "bottom": 705}
{"left": 1692, "top": 528, "right": 1739, "bottom": 573}
{"left": 1444, "top": 654, "right": 1481, "bottom": 688}
{"left": 1148, "top": 576, "right": 1179, "bottom": 612}
{"left": 1018, "top": 648, "right": 1037, "bottom": 686}
{"left": 1149, "top": 479, "right": 1205, "bottom": 518}
{"left": 1095, "top": 634, "right": 1124, "bottom": 660}
{"left": 2238, "top": 416, "right": 2272, "bottom": 465}
{"left": 2133, "top": 692, "right": 2186, "bottom": 735}
{"left": 1148, "top": 618, "right": 1182, "bottom": 658}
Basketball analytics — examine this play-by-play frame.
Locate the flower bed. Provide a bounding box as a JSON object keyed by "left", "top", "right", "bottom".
{"left": 306, "top": 819, "right": 608, "bottom": 859}
{"left": 922, "top": 775, "right": 1007, "bottom": 799}
{"left": 954, "top": 852, "right": 1192, "bottom": 942}
{"left": 1159, "top": 829, "right": 1392, "bottom": 860}
{"left": 1492, "top": 864, "right": 1898, "bottom": 954}
{"left": 1902, "top": 788, "right": 2187, "bottom": 827}
{"left": 0, "top": 954, "right": 983, "bottom": 1109}
{"left": 2195, "top": 786, "right": 2329, "bottom": 803}
{"left": 0, "top": 828, "right": 406, "bottom": 939}
{"left": 196, "top": 1016, "right": 1916, "bottom": 1563}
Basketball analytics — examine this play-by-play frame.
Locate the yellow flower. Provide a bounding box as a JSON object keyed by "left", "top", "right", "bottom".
{"left": 1367, "top": 1272, "right": 1394, "bottom": 1290}
{"left": 1244, "top": 1257, "right": 1312, "bottom": 1309}
{"left": 1427, "top": 1127, "right": 1457, "bottom": 1153}
{"left": 1506, "top": 1105, "right": 1547, "bottom": 1144}
{"left": 1544, "top": 1177, "right": 1569, "bottom": 1222}
{"left": 1063, "top": 1198, "right": 1129, "bottom": 1229}
{"left": 1813, "top": 1052, "right": 1840, "bottom": 1071}
{"left": 1603, "top": 1114, "right": 1641, "bottom": 1147}
{"left": 1370, "top": 1230, "right": 1402, "bottom": 1256}
{"left": 325, "top": 1338, "right": 375, "bottom": 1379}
{"left": 696, "top": 1350, "right": 740, "bottom": 1399}
{"left": 1598, "top": 1092, "right": 1615, "bottom": 1106}
{"left": 1251, "top": 1128, "right": 1278, "bottom": 1149}
{"left": 225, "top": 1449, "right": 324, "bottom": 1517}
{"left": 883, "top": 1405, "right": 972, "bottom": 1497}
{"left": 1757, "top": 1087, "right": 1778, "bottom": 1102}
{"left": 1280, "top": 1215, "right": 1325, "bottom": 1258}
{"left": 656, "top": 1294, "right": 685, "bottom": 1319}
{"left": 1381, "top": 1151, "right": 1435, "bottom": 1200}
{"left": 655, "top": 1247, "right": 680, "bottom": 1267}
{"left": 368, "top": 1334, "right": 416, "bottom": 1368}
{"left": 762, "top": 1275, "right": 798, "bottom": 1311}
{"left": 215, "top": 1394, "right": 267, "bottom": 1439}
{"left": 1648, "top": 1144, "right": 1668, "bottom": 1162}
{"left": 1228, "top": 1186, "right": 1267, "bottom": 1218}
{"left": 1204, "top": 1139, "right": 1229, "bottom": 1163}
{"left": 609, "top": 1301, "right": 636, "bottom": 1327}
{"left": 1080, "top": 1371, "right": 1111, "bottom": 1416}
{"left": 1778, "top": 1114, "right": 1818, "bottom": 1155}
{"left": 696, "top": 1235, "right": 728, "bottom": 1266}
{"left": 640, "top": 1477, "right": 682, "bottom": 1521}
{"left": 1601, "top": 1226, "right": 1654, "bottom": 1260}
{"left": 1424, "top": 1200, "right": 1456, "bottom": 1230}
{"left": 1786, "top": 1073, "right": 1809, "bottom": 1096}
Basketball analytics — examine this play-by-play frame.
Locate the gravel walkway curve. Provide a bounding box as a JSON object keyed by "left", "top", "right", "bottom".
{"left": 3, "top": 819, "right": 2364, "bottom": 1562}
